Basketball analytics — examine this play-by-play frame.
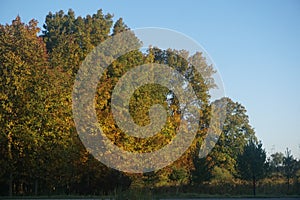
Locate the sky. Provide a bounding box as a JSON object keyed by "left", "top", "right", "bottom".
{"left": 1, "top": 0, "right": 300, "bottom": 158}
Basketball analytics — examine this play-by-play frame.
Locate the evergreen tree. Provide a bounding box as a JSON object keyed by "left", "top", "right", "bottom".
{"left": 283, "top": 148, "right": 297, "bottom": 193}
{"left": 112, "top": 18, "right": 129, "bottom": 35}
{"left": 237, "top": 140, "right": 266, "bottom": 196}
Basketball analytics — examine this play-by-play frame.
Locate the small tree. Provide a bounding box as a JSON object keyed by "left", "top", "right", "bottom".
{"left": 169, "top": 167, "right": 187, "bottom": 184}
{"left": 283, "top": 148, "right": 297, "bottom": 193}
{"left": 237, "top": 140, "right": 266, "bottom": 196}
{"left": 211, "top": 166, "right": 234, "bottom": 184}
{"left": 270, "top": 152, "right": 284, "bottom": 178}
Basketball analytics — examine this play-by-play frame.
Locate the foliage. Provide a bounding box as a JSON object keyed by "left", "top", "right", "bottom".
{"left": 211, "top": 166, "right": 234, "bottom": 184}
{"left": 237, "top": 140, "right": 266, "bottom": 195}
{"left": 192, "top": 98, "right": 256, "bottom": 183}
{"left": 0, "top": 9, "right": 299, "bottom": 197}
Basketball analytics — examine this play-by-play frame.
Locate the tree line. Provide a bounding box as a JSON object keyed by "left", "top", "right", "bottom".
{"left": 0, "top": 9, "right": 299, "bottom": 197}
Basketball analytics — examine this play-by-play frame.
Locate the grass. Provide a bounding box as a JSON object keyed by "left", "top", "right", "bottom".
{"left": 1, "top": 193, "right": 300, "bottom": 200}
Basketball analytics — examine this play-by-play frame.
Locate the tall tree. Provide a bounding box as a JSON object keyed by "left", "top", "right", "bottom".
{"left": 0, "top": 16, "right": 48, "bottom": 196}
{"left": 41, "top": 9, "right": 130, "bottom": 194}
{"left": 283, "top": 148, "right": 297, "bottom": 193}
{"left": 94, "top": 45, "right": 215, "bottom": 185}
{"left": 43, "top": 9, "right": 113, "bottom": 74}
{"left": 237, "top": 140, "right": 266, "bottom": 196}
{"left": 192, "top": 98, "right": 256, "bottom": 183}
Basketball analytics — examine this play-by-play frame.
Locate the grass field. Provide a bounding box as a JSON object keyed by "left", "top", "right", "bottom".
{"left": 1, "top": 194, "right": 300, "bottom": 200}
{"left": 1, "top": 198, "right": 300, "bottom": 200}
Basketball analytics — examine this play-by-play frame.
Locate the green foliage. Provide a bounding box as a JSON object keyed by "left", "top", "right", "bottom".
{"left": 283, "top": 148, "right": 298, "bottom": 193}
{"left": 112, "top": 18, "right": 129, "bottom": 36}
{"left": 192, "top": 98, "right": 256, "bottom": 183}
{"left": 169, "top": 167, "right": 188, "bottom": 183}
{"left": 43, "top": 9, "right": 113, "bottom": 74}
{"left": 211, "top": 166, "right": 234, "bottom": 184}
{"left": 237, "top": 140, "right": 266, "bottom": 196}
{"left": 272, "top": 152, "right": 284, "bottom": 167}
{"left": 237, "top": 140, "right": 266, "bottom": 181}
{"left": 0, "top": 16, "right": 49, "bottom": 196}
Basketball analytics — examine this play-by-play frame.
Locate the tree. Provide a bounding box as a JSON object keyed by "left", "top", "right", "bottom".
{"left": 211, "top": 166, "right": 234, "bottom": 184}
{"left": 271, "top": 152, "right": 284, "bottom": 169}
{"left": 0, "top": 9, "right": 127, "bottom": 196}
{"left": 283, "top": 148, "right": 297, "bottom": 193}
{"left": 112, "top": 18, "right": 129, "bottom": 36}
{"left": 269, "top": 152, "right": 284, "bottom": 178}
{"left": 193, "top": 98, "right": 256, "bottom": 183}
{"left": 0, "top": 16, "right": 48, "bottom": 196}
{"left": 1, "top": 8, "right": 281, "bottom": 196}
{"left": 237, "top": 140, "right": 266, "bottom": 196}
{"left": 41, "top": 9, "right": 133, "bottom": 195}
{"left": 42, "top": 9, "right": 113, "bottom": 74}
{"left": 169, "top": 167, "right": 188, "bottom": 194}
{"left": 95, "top": 45, "right": 215, "bottom": 181}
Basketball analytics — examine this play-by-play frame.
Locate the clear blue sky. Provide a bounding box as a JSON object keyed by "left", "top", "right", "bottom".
{"left": 1, "top": 0, "right": 300, "bottom": 158}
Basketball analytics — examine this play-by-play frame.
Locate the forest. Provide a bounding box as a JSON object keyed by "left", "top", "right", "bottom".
{"left": 0, "top": 9, "right": 299, "bottom": 197}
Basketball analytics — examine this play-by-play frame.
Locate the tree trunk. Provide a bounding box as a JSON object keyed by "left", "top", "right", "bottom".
{"left": 34, "top": 179, "right": 38, "bottom": 196}
{"left": 9, "top": 173, "right": 13, "bottom": 197}
{"left": 8, "top": 132, "right": 13, "bottom": 196}
{"left": 287, "top": 176, "right": 290, "bottom": 194}
{"left": 252, "top": 175, "right": 256, "bottom": 196}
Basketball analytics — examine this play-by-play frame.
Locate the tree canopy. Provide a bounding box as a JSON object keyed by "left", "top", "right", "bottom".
{"left": 0, "top": 9, "right": 299, "bottom": 197}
